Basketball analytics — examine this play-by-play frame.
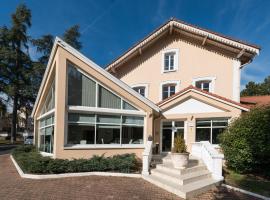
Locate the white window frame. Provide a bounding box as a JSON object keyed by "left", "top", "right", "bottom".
{"left": 65, "top": 63, "right": 146, "bottom": 149}
{"left": 192, "top": 76, "right": 216, "bottom": 93}
{"left": 65, "top": 113, "right": 145, "bottom": 149}
{"left": 160, "top": 80, "right": 180, "bottom": 101}
{"left": 161, "top": 49, "right": 179, "bottom": 73}
{"left": 132, "top": 83, "right": 149, "bottom": 98}
{"left": 160, "top": 120, "right": 187, "bottom": 153}
{"left": 195, "top": 118, "right": 228, "bottom": 147}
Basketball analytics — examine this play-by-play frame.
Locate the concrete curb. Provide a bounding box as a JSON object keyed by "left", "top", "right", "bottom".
{"left": 10, "top": 155, "right": 141, "bottom": 179}
{"left": 222, "top": 184, "right": 270, "bottom": 200}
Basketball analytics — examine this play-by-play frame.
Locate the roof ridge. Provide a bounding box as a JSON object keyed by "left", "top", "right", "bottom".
{"left": 105, "top": 17, "right": 260, "bottom": 71}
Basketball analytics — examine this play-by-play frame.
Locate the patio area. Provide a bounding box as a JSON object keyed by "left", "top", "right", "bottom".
{"left": 0, "top": 154, "right": 258, "bottom": 200}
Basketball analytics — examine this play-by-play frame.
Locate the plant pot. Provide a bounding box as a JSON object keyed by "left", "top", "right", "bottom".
{"left": 171, "top": 152, "right": 189, "bottom": 169}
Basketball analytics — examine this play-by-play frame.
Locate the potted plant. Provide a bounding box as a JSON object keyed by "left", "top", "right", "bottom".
{"left": 171, "top": 135, "right": 189, "bottom": 169}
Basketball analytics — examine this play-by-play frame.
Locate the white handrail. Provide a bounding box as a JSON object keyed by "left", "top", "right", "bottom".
{"left": 142, "top": 140, "right": 153, "bottom": 175}
{"left": 191, "top": 141, "right": 224, "bottom": 180}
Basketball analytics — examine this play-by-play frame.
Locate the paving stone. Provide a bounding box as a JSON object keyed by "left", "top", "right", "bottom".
{"left": 0, "top": 154, "right": 259, "bottom": 200}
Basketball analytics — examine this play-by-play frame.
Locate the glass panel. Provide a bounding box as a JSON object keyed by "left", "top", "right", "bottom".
{"left": 68, "top": 113, "right": 95, "bottom": 123}
{"left": 67, "top": 124, "right": 95, "bottom": 144}
{"left": 45, "top": 126, "right": 54, "bottom": 153}
{"left": 40, "top": 118, "right": 46, "bottom": 128}
{"left": 175, "top": 128, "right": 184, "bottom": 139}
{"left": 96, "top": 125, "right": 120, "bottom": 144}
{"left": 162, "top": 129, "right": 172, "bottom": 152}
{"left": 195, "top": 81, "right": 202, "bottom": 89}
{"left": 212, "top": 128, "right": 225, "bottom": 144}
{"left": 163, "top": 121, "right": 172, "bottom": 128}
{"left": 196, "top": 128, "right": 211, "bottom": 142}
{"left": 122, "top": 126, "right": 143, "bottom": 144}
{"left": 122, "top": 116, "right": 144, "bottom": 125}
{"left": 97, "top": 115, "right": 121, "bottom": 124}
{"left": 40, "top": 81, "right": 55, "bottom": 115}
{"left": 164, "top": 55, "right": 169, "bottom": 70}
{"left": 175, "top": 121, "right": 184, "bottom": 127}
{"left": 45, "top": 116, "right": 53, "bottom": 126}
{"left": 39, "top": 129, "right": 45, "bottom": 151}
{"left": 122, "top": 101, "right": 138, "bottom": 110}
{"left": 68, "top": 64, "right": 96, "bottom": 107}
{"left": 98, "top": 85, "right": 121, "bottom": 109}
{"left": 81, "top": 74, "right": 96, "bottom": 107}
{"left": 169, "top": 85, "right": 175, "bottom": 96}
{"left": 196, "top": 120, "right": 211, "bottom": 127}
{"left": 212, "top": 120, "right": 228, "bottom": 127}
{"left": 169, "top": 54, "right": 174, "bottom": 68}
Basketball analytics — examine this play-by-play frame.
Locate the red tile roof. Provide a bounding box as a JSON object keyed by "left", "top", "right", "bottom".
{"left": 106, "top": 18, "right": 260, "bottom": 71}
{"left": 157, "top": 85, "right": 249, "bottom": 110}
{"left": 240, "top": 96, "right": 270, "bottom": 108}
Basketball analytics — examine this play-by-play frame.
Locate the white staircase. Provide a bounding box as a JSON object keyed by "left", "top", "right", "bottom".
{"left": 143, "top": 154, "right": 223, "bottom": 199}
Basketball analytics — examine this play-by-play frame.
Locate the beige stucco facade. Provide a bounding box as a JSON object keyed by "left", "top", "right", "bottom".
{"left": 32, "top": 19, "right": 259, "bottom": 160}
{"left": 115, "top": 33, "right": 238, "bottom": 103}
{"left": 33, "top": 41, "right": 159, "bottom": 160}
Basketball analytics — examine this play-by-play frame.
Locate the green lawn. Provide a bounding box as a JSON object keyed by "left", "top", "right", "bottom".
{"left": 224, "top": 168, "right": 270, "bottom": 197}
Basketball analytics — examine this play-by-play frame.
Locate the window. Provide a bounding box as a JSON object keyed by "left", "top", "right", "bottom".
{"left": 133, "top": 87, "right": 145, "bottom": 97}
{"left": 162, "top": 84, "right": 176, "bottom": 100}
{"left": 67, "top": 63, "right": 138, "bottom": 111}
{"left": 98, "top": 85, "right": 121, "bottom": 109}
{"left": 164, "top": 52, "right": 175, "bottom": 71}
{"left": 196, "top": 119, "right": 228, "bottom": 144}
{"left": 162, "top": 49, "right": 179, "bottom": 73}
{"left": 41, "top": 81, "right": 55, "bottom": 115}
{"left": 195, "top": 81, "right": 211, "bottom": 92}
{"left": 122, "top": 101, "right": 138, "bottom": 110}
{"left": 68, "top": 64, "right": 96, "bottom": 107}
{"left": 67, "top": 113, "right": 144, "bottom": 146}
{"left": 193, "top": 77, "right": 216, "bottom": 93}
{"left": 39, "top": 115, "right": 54, "bottom": 153}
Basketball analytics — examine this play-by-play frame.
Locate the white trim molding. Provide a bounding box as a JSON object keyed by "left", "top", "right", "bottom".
{"left": 161, "top": 48, "right": 179, "bottom": 73}
{"left": 232, "top": 60, "right": 241, "bottom": 102}
{"left": 131, "top": 83, "right": 149, "bottom": 98}
{"left": 160, "top": 80, "right": 180, "bottom": 101}
{"left": 192, "top": 76, "right": 216, "bottom": 93}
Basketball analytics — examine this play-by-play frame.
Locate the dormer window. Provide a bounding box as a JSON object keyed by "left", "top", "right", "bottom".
{"left": 192, "top": 77, "right": 216, "bottom": 93}
{"left": 134, "top": 86, "right": 145, "bottom": 97}
{"left": 162, "top": 49, "right": 179, "bottom": 73}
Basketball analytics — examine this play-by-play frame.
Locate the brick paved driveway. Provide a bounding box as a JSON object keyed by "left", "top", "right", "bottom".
{"left": 0, "top": 154, "right": 258, "bottom": 200}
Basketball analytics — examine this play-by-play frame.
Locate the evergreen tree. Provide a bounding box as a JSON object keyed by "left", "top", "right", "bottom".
{"left": 241, "top": 75, "right": 270, "bottom": 96}
{"left": 63, "top": 25, "right": 82, "bottom": 50}
{"left": 0, "top": 4, "right": 32, "bottom": 142}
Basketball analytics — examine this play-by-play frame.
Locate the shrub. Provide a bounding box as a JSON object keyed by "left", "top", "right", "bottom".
{"left": 172, "top": 135, "right": 187, "bottom": 153}
{"left": 12, "top": 146, "right": 138, "bottom": 174}
{"left": 219, "top": 105, "right": 270, "bottom": 175}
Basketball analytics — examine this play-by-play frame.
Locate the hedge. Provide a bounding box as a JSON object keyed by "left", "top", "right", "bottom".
{"left": 219, "top": 105, "right": 270, "bottom": 176}
{"left": 12, "top": 145, "right": 138, "bottom": 174}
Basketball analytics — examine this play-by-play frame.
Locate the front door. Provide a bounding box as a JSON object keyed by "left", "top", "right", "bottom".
{"left": 161, "top": 121, "right": 185, "bottom": 153}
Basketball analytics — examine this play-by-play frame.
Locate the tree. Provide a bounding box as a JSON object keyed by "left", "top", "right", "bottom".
{"left": 241, "top": 75, "right": 270, "bottom": 96}
{"left": 63, "top": 25, "right": 82, "bottom": 50}
{"left": 0, "top": 100, "right": 7, "bottom": 117}
{"left": 0, "top": 4, "right": 32, "bottom": 142}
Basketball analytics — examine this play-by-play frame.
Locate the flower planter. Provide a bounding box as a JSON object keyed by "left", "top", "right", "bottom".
{"left": 171, "top": 152, "right": 189, "bottom": 169}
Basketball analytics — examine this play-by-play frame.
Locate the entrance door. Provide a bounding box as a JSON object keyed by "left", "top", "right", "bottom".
{"left": 161, "top": 121, "right": 185, "bottom": 153}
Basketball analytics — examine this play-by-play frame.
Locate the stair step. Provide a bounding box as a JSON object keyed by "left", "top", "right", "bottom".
{"left": 151, "top": 169, "right": 211, "bottom": 185}
{"left": 143, "top": 174, "right": 221, "bottom": 199}
{"left": 156, "top": 162, "right": 207, "bottom": 175}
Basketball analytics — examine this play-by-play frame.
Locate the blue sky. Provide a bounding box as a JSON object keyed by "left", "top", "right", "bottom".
{"left": 1, "top": 0, "right": 270, "bottom": 90}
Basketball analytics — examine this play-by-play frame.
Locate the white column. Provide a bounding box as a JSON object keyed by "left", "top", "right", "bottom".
{"left": 232, "top": 60, "right": 241, "bottom": 102}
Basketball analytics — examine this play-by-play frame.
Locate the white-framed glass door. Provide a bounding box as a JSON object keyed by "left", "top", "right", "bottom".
{"left": 161, "top": 120, "right": 185, "bottom": 153}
